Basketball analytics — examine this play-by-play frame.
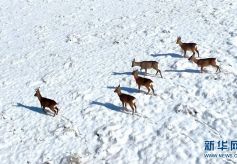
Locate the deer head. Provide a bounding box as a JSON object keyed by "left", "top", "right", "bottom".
{"left": 34, "top": 87, "right": 40, "bottom": 97}
{"left": 132, "top": 70, "right": 139, "bottom": 77}
{"left": 176, "top": 36, "right": 181, "bottom": 44}
{"left": 114, "top": 85, "right": 121, "bottom": 94}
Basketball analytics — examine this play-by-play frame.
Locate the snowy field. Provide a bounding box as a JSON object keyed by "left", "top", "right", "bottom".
{"left": 0, "top": 0, "right": 237, "bottom": 163}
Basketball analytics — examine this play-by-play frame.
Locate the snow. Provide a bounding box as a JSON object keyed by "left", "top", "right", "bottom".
{"left": 0, "top": 0, "right": 237, "bottom": 163}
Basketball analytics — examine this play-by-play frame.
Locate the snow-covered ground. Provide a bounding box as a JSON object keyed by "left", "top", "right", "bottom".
{"left": 0, "top": 0, "right": 237, "bottom": 163}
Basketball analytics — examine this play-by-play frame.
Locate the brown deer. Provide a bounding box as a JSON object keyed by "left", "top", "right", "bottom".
{"left": 188, "top": 54, "right": 220, "bottom": 73}
{"left": 34, "top": 88, "right": 59, "bottom": 116}
{"left": 132, "top": 70, "right": 155, "bottom": 95}
{"left": 114, "top": 85, "right": 137, "bottom": 114}
{"left": 132, "top": 59, "right": 163, "bottom": 78}
{"left": 176, "top": 36, "right": 199, "bottom": 57}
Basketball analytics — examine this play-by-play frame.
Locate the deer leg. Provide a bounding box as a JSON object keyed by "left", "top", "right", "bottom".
{"left": 184, "top": 51, "right": 187, "bottom": 57}
{"left": 52, "top": 106, "right": 57, "bottom": 117}
{"left": 125, "top": 103, "right": 128, "bottom": 111}
{"left": 150, "top": 84, "right": 155, "bottom": 95}
{"left": 146, "top": 86, "right": 150, "bottom": 95}
{"left": 50, "top": 107, "right": 56, "bottom": 117}
{"left": 55, "top": 107, "right": 59, "bottom": 115}
{"left": 145, "top": 69, "right": 147, "bottom": 76}
{"left": 201, "top": 67, "right": 203, "bottom": 73}
{"left": 195, "top": 48, "right": 199, "bottom": 57}
{"left": 138, "top": 85, "right": 141, "bottom": 92}
{"left": 134, "top": 102, "right": 137, "bottom": 113}
{"left": 129, "top": 102, "right": 135, "bottom": 115}
{"left": 156, "top": 69, "right": 163, "bottom": 78}
{"left": 53, "top": 109, "right": 57, "bottom": 117}
{"left": 122, "top": 102, "right": 125, "bottom": 110}
{"left": 159, "top": 70, "right": 163, "bottom": 78}
{"left": 41, "top": 105, "right": 46, "bottom": 112}
{"left": 155, "top": 68, "right": 158, "bottom": 75}
{"left": 192, "top": 50, "right": 195, "bottom": 57}
{"left": 122, "top": 102, "right": 128, "bottom": 111}
{"left": 216, "top": 65, "right": 220, "bottom": 72}
{"left": 42, "top": 106, "right": 47, "bottom": 114}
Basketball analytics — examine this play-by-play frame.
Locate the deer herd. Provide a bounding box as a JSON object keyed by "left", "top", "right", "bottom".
{"left": 34, "top": 37, "right": 221, "bottom": 116}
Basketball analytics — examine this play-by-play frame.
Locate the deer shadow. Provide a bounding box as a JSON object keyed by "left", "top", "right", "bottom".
{"left": 134, "top": 71, "right": 146, "bottom": 76}
{"left": 91, "top": 101, "right": 122, "bottom": 113}
{"left": 14, "top": 103, "right": 46, "bottom": 115}
{"left": 151, "top": 53, "right": 182, "bottom": 58}
{"left": 112, "top": 70, "right": 150, "bottom": 77}
{"left": 112, "top": 71, "right": 131, "bottom": 76}
{"left": 107, "top": 86, "right": 141, "bottom": 94}
{"left": 165, "top": 69, "right": 200, "bottom": 73}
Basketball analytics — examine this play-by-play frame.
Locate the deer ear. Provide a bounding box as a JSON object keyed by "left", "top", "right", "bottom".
{"left": 118, "top": 84, "right": 120, "bottom": 88}
{"left": 35, "top": 87, "right": 40, "bottom": 91}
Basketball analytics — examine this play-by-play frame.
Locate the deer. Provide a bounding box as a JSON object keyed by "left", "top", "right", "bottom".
{"left": 114, "top": 85, "right": 137, "bottom": 115}
{"left": 176, "top": 36, "right": 199, "bottom": 57}
{"left": 188, "top": 54, "right": 220, "bottom": 73}
{"left": 132, "top": 58, "right": 163, "bottom": 78}
{"left": 132, "top": 70, "right": 155, "bottom": 95}
{"left": 34, "top": 88, "right": 59, "bottom": 116}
